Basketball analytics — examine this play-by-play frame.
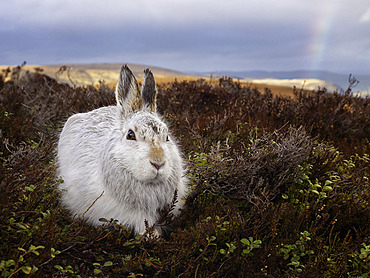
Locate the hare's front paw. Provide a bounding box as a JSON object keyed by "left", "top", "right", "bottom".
{"left": 142, "top": 228, "right": 161, "bottom": 240}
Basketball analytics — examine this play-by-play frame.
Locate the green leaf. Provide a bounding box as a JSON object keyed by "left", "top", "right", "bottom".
{"left": 323, "top": 186, "right": 333, "bottom": 192}
{"left": 54, "top": 265, "right": 63, "bottom": 271}
{"left": 254, "top": 240, "right": 262, "bottom": 245}
{"left": 312, "top": 182, "right": 322, "bottom": 189}
{"left": 24, "top": 185, "right": 34, "bottom": 192}
{"left": 30, "top": 245, "right": 45, "bottom": 252}
{"left": 311, "top": 190, "right": 320, "bottom": 195}
{"left": 94, "top": 268, "right": 102, "bottom": 275}
{"left": 1, "top": 260, "right": 14, "bottom": 270}
{"left": 103, "top": 261, "right": 113, "bottom": 267}
{"left": 288, "top": 261, "right": 300, "bottom": 267}
{"left": 320, "top": 192, "right": 327, "bottom": 198}
{"left": 122, "top": 241, "right": 133, "bottom": 247}
{"left": 325, "top": 180, "right": 333, "bottom": 186}
{"left": 21, "top": 266, "right": 32, "bottom": 274}
{"left": 359, "top": 252, "right": 368, "bottom": 259}
{"left": 240, "top": 238, "right": 250, "bottom": 245}
{"left": 301, "top": 174, "right": 309, "bottom": 181}
{"left": 301, "top": 231, "right": 310, "bottom": 237}
{"left": 98, "top": 218, "right": 109, "bottom": 223}
{"left": 51, "top": 248, "right": 61, "bottom": 258}
{"left": 291, "top": 255, "right": 300, "bottom": 262}
{"left": 229, "top": 244, "right": 237, "bottom": 253}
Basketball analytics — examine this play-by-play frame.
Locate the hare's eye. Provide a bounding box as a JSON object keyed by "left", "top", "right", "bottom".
{"left": 127, "top": 130, "right": 136, "bottom": 140}
{"left": 166, "top": 135, "right": 170, "bottom": 142}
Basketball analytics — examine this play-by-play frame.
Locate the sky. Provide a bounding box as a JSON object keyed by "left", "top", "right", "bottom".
{"left": 1, "top": 0, "right": 370, "bottom": 75}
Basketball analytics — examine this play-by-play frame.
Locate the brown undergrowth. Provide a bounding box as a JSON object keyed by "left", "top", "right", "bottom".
{"left": 0, "top": 67, "right": 369, "bottom": 277}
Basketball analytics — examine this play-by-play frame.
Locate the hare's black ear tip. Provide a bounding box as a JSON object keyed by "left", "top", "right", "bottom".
{"left": 120, "top": 64, "right": 134, "bottom": 77}
{"left": 121, "top": 64, "right": 132, "bottom": 72}
{"left": 144, "top": 68, "right": 153, "bottom": 75}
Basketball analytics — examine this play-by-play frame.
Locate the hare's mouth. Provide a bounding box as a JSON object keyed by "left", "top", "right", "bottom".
{"left": 148, "top": 168, "right": 169, "bottom": 183}
{"left": 152, "top": 170, "right": 164, "bottom": 180}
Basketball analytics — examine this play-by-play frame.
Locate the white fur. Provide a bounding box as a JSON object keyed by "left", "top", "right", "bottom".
{"left": 57, "top": 65, "right": 188, "bottom": 235}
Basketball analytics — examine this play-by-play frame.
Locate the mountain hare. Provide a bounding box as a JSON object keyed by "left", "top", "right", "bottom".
{"left": 57, "top": 65, "right": 188, "bottom": 235}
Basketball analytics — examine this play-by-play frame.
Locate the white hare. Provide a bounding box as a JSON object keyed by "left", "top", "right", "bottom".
{"left": 57, "top": 65, "right": 188, "bottom": 235}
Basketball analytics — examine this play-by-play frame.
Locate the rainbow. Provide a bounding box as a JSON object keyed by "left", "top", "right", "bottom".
{"left": 307, "top": 3, "right": 337, "bottom": 78}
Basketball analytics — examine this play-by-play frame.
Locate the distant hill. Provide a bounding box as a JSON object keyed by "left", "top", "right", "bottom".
{"left": 1, "top": 63, "right": 367, "bottom": 97}
{"left": 48, "top": 63, "right": 190, "bottom": 78}
{"left": 0, "top": 63, "right": 193, "bottom": 87}
{"left": 206, "top": 70, "right": 370, "bottom": 96}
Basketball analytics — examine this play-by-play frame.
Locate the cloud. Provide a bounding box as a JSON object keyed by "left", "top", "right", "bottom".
{"left": 360, "top": 7, "right": 370, "bottom": 22}
{"left": 1, "top": 0, "right": 320, "bottom": 30}
{"left": 1, "top": 0, "right": 370, "bottom": 73}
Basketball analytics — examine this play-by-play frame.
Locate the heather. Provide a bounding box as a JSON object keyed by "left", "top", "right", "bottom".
{"left": 0, "top": 67, "right": 369, "bottom": 277}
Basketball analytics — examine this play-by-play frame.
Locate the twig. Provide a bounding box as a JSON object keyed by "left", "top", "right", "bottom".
{"left": 39, "top": 243, "right": 78, "bottom": 267}
{"left": 81, "top": 191, "right": 104, "bottom": 219}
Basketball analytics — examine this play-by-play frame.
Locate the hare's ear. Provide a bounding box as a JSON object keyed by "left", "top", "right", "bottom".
{"left": 141, "top": 68, "right": 157, "bottom": 113}
{"left": 115, "top": 65, "right": 142, "bottom": 115}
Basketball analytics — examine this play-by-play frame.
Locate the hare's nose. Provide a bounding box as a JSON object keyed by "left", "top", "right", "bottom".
{"left": 151, "top": 162, "right": 164, "bottom": 170}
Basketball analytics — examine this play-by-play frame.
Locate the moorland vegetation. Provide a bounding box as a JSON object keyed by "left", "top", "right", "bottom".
{"left": 0, "top": 66, "right": 369, "bottom": 277}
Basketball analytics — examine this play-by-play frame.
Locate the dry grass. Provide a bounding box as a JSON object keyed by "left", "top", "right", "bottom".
{"left": 0, "top": 64, "right": 311, "bottom": 98}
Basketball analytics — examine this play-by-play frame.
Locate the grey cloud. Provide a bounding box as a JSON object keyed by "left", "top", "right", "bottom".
{"left": 1, "top": 0, "right": 370, "bottom": 73}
